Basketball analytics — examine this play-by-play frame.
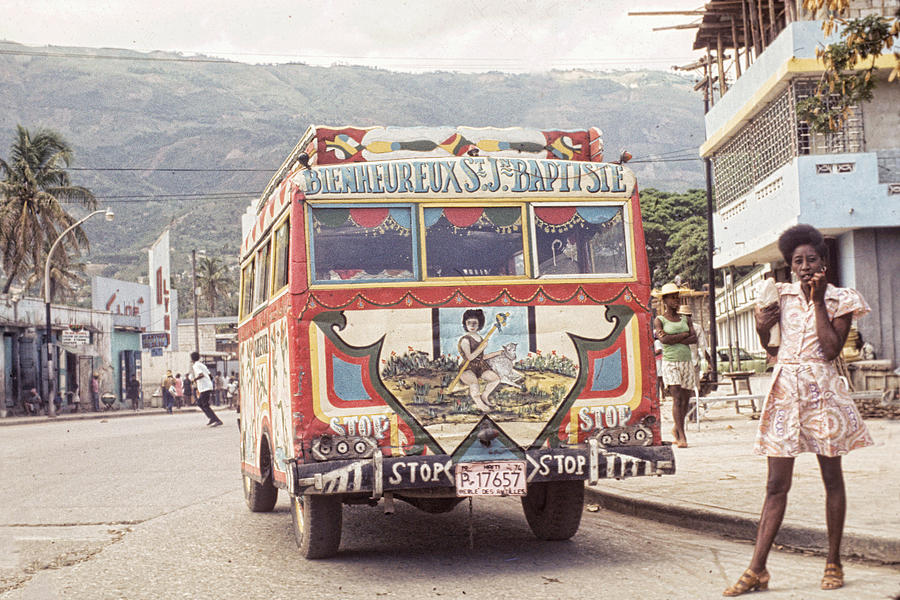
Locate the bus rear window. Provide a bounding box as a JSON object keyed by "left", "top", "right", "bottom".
{"left": 310, "top": 207, "right": 415, "bottom": 282}
{"left": 424, "top": 206, "right": 525, "bottom": 278}
{"left": 532, "top": 205, "right": 628, "bottom": 276}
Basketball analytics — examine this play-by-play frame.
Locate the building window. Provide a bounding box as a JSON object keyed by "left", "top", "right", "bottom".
{"left": 793, "top": 78, "right": 864, "bottom": 156}
{"left": 711, "top": 78, "right": 864, "bottom": 211}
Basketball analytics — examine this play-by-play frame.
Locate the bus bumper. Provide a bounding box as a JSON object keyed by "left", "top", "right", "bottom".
{"left": 289, "top": 442, "right": 675, "bottom": 497}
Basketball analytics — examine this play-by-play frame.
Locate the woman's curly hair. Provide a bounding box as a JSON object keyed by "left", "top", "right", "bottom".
{"left": 777, "top": 224, "right": 827, "bottom": 264}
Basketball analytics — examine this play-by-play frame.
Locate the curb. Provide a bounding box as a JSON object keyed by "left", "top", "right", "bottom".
{"left": 584, "top": 486, "right": 900, "bottom": 564}
{"left": 0, "top": 407, "right": 202, "bottom": 426}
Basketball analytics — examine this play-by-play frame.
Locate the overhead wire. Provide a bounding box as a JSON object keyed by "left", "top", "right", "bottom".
{"left": 0, "top": 46, "right": 702, "bottom": 71}
{"left": 55, "top": 154, "right": 702, "bottom": 203}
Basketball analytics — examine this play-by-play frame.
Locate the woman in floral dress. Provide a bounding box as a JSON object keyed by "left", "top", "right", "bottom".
{"left": 724, "top": 225, "right": 872, "bottom": 596}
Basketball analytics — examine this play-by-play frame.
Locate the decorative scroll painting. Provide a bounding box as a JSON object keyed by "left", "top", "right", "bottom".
{"left": 312, "top": 126, "right": 603, "bottom": 165}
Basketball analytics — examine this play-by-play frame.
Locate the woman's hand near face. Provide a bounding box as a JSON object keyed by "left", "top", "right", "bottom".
{"left": 809, "top": 271, "right": 827, "bottom": 304}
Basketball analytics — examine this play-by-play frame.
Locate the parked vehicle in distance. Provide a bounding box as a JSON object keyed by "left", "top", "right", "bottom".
{"left": 703, "top": 347, "right": 771, "bottom": 374}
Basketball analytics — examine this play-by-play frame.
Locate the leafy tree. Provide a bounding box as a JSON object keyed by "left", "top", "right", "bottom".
{"left": 797, "top": 1, "right": 899, "bottom": 132}
{"left": 666, "top": 216, "right": 708, "bottom": 290}
{"left": 196, "top": 256, "right": 231, "bottom": 314}
{"left": 639, "top": 188, "right": 710, "bottom": 288}
{"left": 0, "top": 126, "right": 96, "bottom": 294}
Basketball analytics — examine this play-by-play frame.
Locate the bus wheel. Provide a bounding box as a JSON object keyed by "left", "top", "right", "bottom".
{"left": 521, "top": 480, "right": 584, "bottom": 541}
{"left": 243, "top": 472, "right": 277, "bottom": 513}
{"left": 291, "top": 494, "right": 342, "bottom": 559}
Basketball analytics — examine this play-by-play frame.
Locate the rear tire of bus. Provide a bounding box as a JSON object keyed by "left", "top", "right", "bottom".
{"left": 521, "top": 480, "right": 584, "bottom": 541}
{"left": 291, "top": 494, "right": 342, "bottom": 559}
{"left": 243, "top": 472, "right": 277, "bottom": 512}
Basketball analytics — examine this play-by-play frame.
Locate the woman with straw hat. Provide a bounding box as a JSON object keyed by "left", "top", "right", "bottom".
{"left": 653, "top": 282, "right": 697, "bottom": 448}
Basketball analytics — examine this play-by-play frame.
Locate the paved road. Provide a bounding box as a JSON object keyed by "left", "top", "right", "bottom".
{"left": 1, "top": 413, "right": 898, "bottom": 599}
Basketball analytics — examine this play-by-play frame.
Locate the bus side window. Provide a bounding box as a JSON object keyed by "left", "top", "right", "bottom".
{"left": 240, "top": 259, "right": 255, "bottom": 319}
{"left": 253, "top": 241, "right": 271, "bottom": 307}
{"left": 424, "top": 206, "right": 525, "bottom": 278}
{"left": 272, "top": 220, "right": 290, "bottom": 292}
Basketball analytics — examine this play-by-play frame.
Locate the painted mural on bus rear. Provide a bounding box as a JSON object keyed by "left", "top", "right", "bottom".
{"left": 238, "top": 125, "right": 675, "bottom": 558}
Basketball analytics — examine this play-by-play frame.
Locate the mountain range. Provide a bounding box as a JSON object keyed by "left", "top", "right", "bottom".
{"left": 0, "top": 41, "right": 707, "bottom": 287}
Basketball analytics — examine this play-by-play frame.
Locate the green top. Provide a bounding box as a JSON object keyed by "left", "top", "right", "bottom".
{"left": 659, "top": 315, "right": 692, "bottom": 363}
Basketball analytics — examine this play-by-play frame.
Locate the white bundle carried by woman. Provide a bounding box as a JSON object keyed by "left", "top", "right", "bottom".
{"left": 756, "top": 278, "right": 780, "bottom": 346}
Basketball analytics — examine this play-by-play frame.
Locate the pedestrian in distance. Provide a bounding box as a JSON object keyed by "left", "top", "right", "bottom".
{"left": 24, "top": 387, "right": 44, "bottom": 415}
{"left": 69, "top": 382, "right": 80, "bottom": 413}
{"left": 90, "top": 372, "right": 100, "bottom": 412}
{"left": 174, "top": 373, "right": 184, "bottom": 409}
{"left": 190, "top": 351, "right": 223, "bottom": 427}
{"left": 126, "top": 375, "right": 141, "bottom": 411}
{"left": 226, "top": 376, "right": 238, "bottom": 410}
{"left": 160, "top": 370, "right": 175, "bottom": 414}
{"left": 723, "top": 224, "right": 873, "bottom": 596}
{"left": 182, "top": 375, "right": 193, "bottom": 406}
{"left": 214, "top": 371, "right": 225, "bottom": 406}
{"left": 653, "top": 282, "right": 697, "bottom": 448}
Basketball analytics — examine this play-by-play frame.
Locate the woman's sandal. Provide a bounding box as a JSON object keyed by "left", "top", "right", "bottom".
{"left": 723, "top": 568, "right": 770, "bottom": 596}
{"left": 821, "top": 563, "right": 843, "bottom": 590}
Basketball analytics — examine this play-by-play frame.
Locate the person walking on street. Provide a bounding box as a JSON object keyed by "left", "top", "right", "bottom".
{"left": 126, "top": 375, "right": 141, "bottom": 411}
{"left": 160, "top": 370, "right": 175, "bottom": 414}
{"left": 174, "top": 374, "right": 184, "bottom": 409}
{"left": 653, "top": 282, "right": 697, "bottom": 448}
{"left": 723, "top": 225, "right": 873, "bottom": 596}
{"left": 183, "top": 375, "right": 193, "bottom": 406}
{"left": 90, "top": 372, "right": 100, "bottom": 412}
{"left": 190, "top": 352, "right": 223, "bottom": 427}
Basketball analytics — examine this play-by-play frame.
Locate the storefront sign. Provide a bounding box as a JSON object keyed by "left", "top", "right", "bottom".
{"left": 61, "top": 329, "right": 90, "bottom": 345}
{"left": 141, "top": 332, "right": 170, "bottom": 349}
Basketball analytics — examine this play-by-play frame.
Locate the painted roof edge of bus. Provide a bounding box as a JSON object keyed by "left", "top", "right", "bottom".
{"left": 253, "top": 125, "right": 607, "bottom": 215}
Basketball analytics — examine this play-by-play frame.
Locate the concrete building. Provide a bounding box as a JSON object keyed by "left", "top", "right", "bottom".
{"left": 1, "top": 294, "right": 114, "bottom": 415}
{"left": 685, "top": 1, "right": 900, "bottom": 371}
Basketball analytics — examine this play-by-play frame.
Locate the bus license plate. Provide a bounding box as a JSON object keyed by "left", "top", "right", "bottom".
{"left": 455, "top": 461, "right": 527, "bottom": 496}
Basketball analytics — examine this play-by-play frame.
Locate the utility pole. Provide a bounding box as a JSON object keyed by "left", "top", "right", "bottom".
{"left": 192, "top": 249, "right": 199, "bottom": 354}
{"left": 704, "top": 94, "right": 718, "bottom": 381}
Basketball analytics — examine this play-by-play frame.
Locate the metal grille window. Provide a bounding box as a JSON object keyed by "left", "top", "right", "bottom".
{"left": 712, "top": 88, "right": 794, "bottom": 209}
{"left": 793, "top": 79, "right": 864, "bottom": 156}
{"left": 711, "top": 78, "right": 865, "bottom": 210}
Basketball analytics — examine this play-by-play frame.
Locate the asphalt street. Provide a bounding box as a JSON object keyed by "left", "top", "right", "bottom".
{"left": 1, "top": 412, "right": 898, "bottom": 599}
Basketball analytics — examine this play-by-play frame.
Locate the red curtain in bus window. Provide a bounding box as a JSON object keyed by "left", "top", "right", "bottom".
{"left": 442, "top": 207, "right": 483, "bottom": 227}
{"left": 348, "top": 207, "right": 390, "bottom": 228}
{"left": 533, "top": 206, "right": 577, "bottom": 226}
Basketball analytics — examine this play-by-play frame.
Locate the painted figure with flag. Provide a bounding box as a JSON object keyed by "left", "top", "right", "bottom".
{"left": 451, "top": 309, "right": 510, "bottom": 412}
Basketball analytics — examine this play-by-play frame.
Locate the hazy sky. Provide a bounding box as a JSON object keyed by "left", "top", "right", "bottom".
{"left": 1, "top": 0, "right": 706, "bottom": 73}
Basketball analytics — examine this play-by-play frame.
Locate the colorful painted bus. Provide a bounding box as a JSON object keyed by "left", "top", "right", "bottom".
{"left": 238, "top": 125, "right": 675, "bottom": 558}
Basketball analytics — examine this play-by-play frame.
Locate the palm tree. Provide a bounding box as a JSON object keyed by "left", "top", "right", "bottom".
{"left": 0, "top": 126, "right": 96, "bottom": 294}
{"left": 196, "top": 256, "right": 231, "bottom": 314}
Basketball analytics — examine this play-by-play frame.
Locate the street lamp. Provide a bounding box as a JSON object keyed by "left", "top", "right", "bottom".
{"left": 44, "top": 208, "right": 114, "bottom": 417}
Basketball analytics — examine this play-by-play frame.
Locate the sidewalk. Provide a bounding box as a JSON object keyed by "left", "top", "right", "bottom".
{"left": 585, "top": 375, "right": 900, "bottom": 564}
{"left": 0, "top": 405, "right": 202, "bottom": 426}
